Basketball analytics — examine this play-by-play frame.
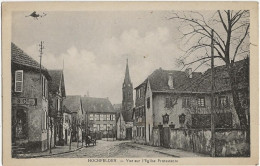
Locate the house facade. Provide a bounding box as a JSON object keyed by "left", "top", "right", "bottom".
{"left": 132, "top": 81, "right": 146, "bottom": 144}
{"left": 63, "top": 95, "right": 84, "bottom": 142}
{"left": 48, "top": 70, "right": 66, "bottom": 146}
{"left": 62, "top": 106, "right": 72, "bottom": 145}
{"left": 11, "top": 43, "right": 51, "bottom": 152}
{"left": 81, "top": 97, "right": 116, "bottom": 139}
{"left": 134, "top": 59, "right": 249, "bottom": 145}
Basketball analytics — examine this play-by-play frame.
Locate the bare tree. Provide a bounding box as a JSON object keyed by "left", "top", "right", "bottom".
{"left": 168, "top": 10, "right": 250, "bottom": 132}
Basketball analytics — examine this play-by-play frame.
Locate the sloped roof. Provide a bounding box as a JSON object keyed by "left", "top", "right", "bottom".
{"left": 134, "top": 79, "right": 147, "bottom": 90}
{"left": 145, "top": 58, "right": 249, "bottom": 94}
{"left": 113, "top": 104, "right": 122, "bottom": 111}
{"left": 201, "top": 58, "right": 249, "bottom": 92}
{"left": 48, "top": 70, "right": 66, "bottom": 97}
{"left": 63, "top": 105, "right": 72, "bottom": 114}
{"left": 81, "top": 97, "right": 116, "bottom": 113}
{"left": 11, "top": 42, "right": 51, "bottom": 79}
{"left": 148, "top": 69, "right": 205, "bottom": 93}
{"left": 63, "top": 95, "right": 81, "bottom": 113}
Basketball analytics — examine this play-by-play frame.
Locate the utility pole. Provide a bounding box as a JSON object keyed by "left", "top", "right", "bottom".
{"left": 211, "top": 29, "right": 216, "bottom": 157}
{"left": 39, "top": 41, "right": 44, "bottom": 80}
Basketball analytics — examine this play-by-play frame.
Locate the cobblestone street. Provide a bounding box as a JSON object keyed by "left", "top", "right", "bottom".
{"left": 41, "top": 140, "right": 208, "bottom": 158}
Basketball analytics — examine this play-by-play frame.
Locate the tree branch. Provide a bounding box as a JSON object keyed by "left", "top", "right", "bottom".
{"left": 218, "top": 10, "right": 228, "bottom": 32}
{"left": 233, "top": 24, "right": 250, "bottom": 62}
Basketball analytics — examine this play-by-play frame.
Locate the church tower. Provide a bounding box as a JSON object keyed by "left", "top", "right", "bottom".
{"left": 122, "top": 59, "right": 133, "bottom": 111}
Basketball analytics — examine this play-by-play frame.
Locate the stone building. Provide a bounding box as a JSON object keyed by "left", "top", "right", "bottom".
{"left": 81, "top": 97, "right": 116, "bottom": 139}
{"left": 48, "top": 70, "right": 66, "bottom": 146}
{"left": 117, "top": 59, "right": 134, "bottom": 140}
{"left": 11, "top": 43, "right": 51, "bottom": 153}
{"left": 134, "top": 59, "right": 249, "bottom": 144}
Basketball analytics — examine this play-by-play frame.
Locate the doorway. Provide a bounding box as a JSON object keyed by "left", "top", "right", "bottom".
{"left": 12, "top": 108, "right": 28, "bottom": 145}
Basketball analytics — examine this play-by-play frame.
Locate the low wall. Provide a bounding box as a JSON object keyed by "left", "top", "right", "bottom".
{"left": 152, "top": 128, "right": 249, "bottom": 157}
{"left": 169, "top": 129, "right": 211, "bottom": 155}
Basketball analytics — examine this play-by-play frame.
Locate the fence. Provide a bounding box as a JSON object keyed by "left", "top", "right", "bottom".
{"left": 151, "top": 127, "right": 249, "bottom": 157}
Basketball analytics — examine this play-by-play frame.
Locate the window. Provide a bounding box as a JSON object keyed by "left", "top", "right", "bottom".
{"left": 15, "top": 70, "right": 23, "bottom": 92}
{"left": 100, "top": 114, "right": 103, "bottom": 121}
{"left": 95, "top": 114, "right": 100, "bottom": 121}
{"left": 89, "top": 114, "right": 94, "bottom": 120}
{"left": 142, "top": 127, "right": 145, "bottom": 137}
{"left": 112, "top": 114, "right": 115, "bottom": 121}
{"left": 103, "top": 114, "right": 107, "bottom": 121}
{"left": 110, "top": 124, "right": 113, "bottom": 130}
{"left": 147, "top": 97, "right": 150, "bottom": 109}
{"left": 182, "top": 97, "right": 191, "bottom": 108}
{"left": 219, "top": 96, "right": 229, "bottom": 108}
{"left": 214, "top": 97, "right": 218, "bottom": 107}
{"left": 42, "top": 110, "right": 47, "bottom": 130}
{"left": 57, "top": 98, "right": 60, "bottom": 111}
{"left": 197, "top": 97, "right": 205, "bottom": 107}
{"left": 103, "top": 124, "right": 107, "bottom": 131}
{"left": 107, "top": 114, "right": 110, "bottom": 121}
{"left": 97, "top": 124, "right": 100, "bottom": 131}
{"left": 41, "top": 75, "right": 48, "bottom": 98}
{"left": 45, "top": 79, "right": 48, "bottom": 98}
{"left": 165, "top": 97, "right": 177, "bottom": 108}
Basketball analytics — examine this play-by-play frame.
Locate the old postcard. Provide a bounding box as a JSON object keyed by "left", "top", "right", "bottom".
{"left": 2, "top": 1, "right": 259, "bottom": 166}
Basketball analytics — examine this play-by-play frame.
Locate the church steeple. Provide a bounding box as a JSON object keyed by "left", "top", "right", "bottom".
{"left": 124, "top": 59, "right": 131, "bottom": 84}
{"left": 122, "top": 58, "right": 133, "bottom": 111}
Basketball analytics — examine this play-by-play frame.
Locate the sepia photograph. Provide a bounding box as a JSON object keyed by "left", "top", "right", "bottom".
{"left": 2, "top": 2, "right": 258, "bottom": 165}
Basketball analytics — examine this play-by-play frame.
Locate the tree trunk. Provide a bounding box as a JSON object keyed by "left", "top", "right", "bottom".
{"left": 228, "top": 65, "right": 248, "bottom": 128}
{"left": 228, "top": 64, "right": 250, "bottom": 143}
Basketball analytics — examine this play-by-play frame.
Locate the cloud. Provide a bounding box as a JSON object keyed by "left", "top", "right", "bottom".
{"left": 25, "top": 27, "right": 182, "bottom": 104}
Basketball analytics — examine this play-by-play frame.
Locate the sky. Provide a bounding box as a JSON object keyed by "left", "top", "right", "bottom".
{"left": 11, "top": 11, "right": 248, "bottom": 104}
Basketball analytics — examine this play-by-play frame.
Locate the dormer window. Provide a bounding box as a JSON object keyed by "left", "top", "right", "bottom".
{"left": 168, "top": 74, "right": 174, "bottom": 89}
{"left": 185, "top": 68, "right": 192, "bottom": 78}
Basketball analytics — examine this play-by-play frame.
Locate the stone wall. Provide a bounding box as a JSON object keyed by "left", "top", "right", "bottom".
{"left": 169, "top": 129, "right": 211, "bottom": 155}
{"left": 151, "top": 128, "right": 249, "bottom": 157}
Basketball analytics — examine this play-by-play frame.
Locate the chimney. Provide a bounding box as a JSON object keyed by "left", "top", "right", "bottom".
{"left": 185, "top": 68, "right": 192, "bottom": 78}
{"left": 168, "top": 73, "right": 174, "bottom": 89}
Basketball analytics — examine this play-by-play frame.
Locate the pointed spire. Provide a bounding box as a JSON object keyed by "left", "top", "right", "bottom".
{"left": 124, "top": 58, "right": 131, "bottom": 84}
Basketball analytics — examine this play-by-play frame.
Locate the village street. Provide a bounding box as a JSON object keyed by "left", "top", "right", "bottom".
{"left": 42, "top": 140, "right": 207, "bottom": 158}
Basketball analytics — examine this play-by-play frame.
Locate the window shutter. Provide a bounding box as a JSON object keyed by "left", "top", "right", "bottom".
{"left": 182, "top": 98, "right": 185, "bottom": 108}
{"left": 45, "top": 79, "right": 48, "bottom": 98}
{"left": 15, "top": 70, "right": 23, "bottom": 92}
